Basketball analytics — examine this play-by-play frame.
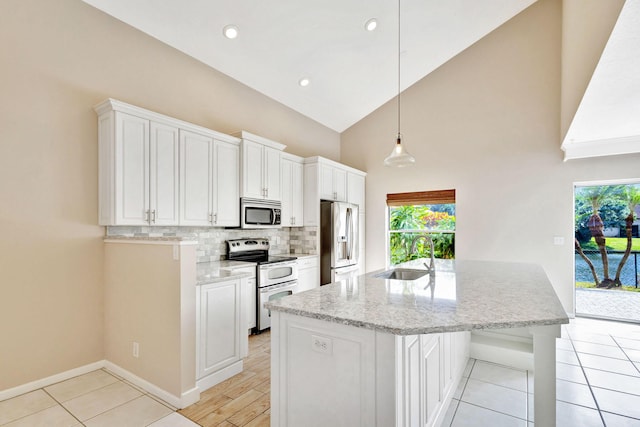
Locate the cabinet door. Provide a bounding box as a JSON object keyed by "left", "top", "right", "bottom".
{"left": 198, "top": 280, "right": 241, "bottom": 379}
{"left": 333, "top": 167, "right": 347, "bottom": 202}
{"left": 297, "top": 266, "right": 319, "bottom": 293}
{"left": 149, "top": 122, "right": 179, "bottom": 225}
{"left": 319, "top": 163, "right": 335, "bottom": 200}
{"left": 242, "top": 140, "right": 264, "bottom": 199}
{"left": 115, "top": 112, "right": 149, "bottom": 225}
{"left": 403, "top": 335, "right": 422, "bottom": 427}
{"left": 213, "top": 140, "right": 240, "bottom": 226}
{"left": 180, "top": 130, "right": 213, "bottom": 226}
{"left": 281, "top": 159, "right": 293, "bottom": 226}
{"left": 264, "top": 146, "right": 282, "bottom": 200}
{"left": 422, "top": 334, "right": 443, "bottom": 426}
{"left": 291, "top": 161, "right": 304, "bottom": 226}
{"left": 347, "top": 172, "right": 365, "bottom": 212}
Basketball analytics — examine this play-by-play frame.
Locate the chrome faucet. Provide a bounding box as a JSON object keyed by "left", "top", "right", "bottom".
{"left": 409, "top": 234, "right": 435, "bottom": 273}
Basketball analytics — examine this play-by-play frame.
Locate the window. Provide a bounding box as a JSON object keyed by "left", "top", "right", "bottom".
{"left": 387, "top": 190, "right": 456, "bottom": 265}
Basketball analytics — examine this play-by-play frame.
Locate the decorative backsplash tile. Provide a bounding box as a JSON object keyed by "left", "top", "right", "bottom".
{"left": 106, "top": 226, "right": 317, "bottom": 263}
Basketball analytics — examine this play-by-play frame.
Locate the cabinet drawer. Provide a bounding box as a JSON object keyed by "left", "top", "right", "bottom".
{"left": 297, "top": 256, "right": 318, "bottom": 269}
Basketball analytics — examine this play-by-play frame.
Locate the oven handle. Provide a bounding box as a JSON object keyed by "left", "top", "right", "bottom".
{"left": 259, "top": 280, "right": 298, "bottom": 293}
{"left": 259, "top": 261, "right": 298, "bottom": 271}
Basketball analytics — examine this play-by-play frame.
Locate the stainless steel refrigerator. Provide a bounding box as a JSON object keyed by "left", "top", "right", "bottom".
{"left": 320, "top": 201, "right": 359, "bottom": 285}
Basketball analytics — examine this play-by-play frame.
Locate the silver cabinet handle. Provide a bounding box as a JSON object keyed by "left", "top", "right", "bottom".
{"left": 144, "top": 210, "right": 150, "bottom": 223}
{"left": 208, "top": 213, "right": 213, "bottom": 224}
{"left": 213, "top": 213, "right": 218, "bottom": 224}
{"left": 151, "top": 210, "right": 156, "bottom": 224}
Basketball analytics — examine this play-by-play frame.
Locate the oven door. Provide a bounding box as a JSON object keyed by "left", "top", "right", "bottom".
{"left": 259, "top": 261, "right": 298, "bottom": 287}
{"left": 258, "top": 280, "right": 298, "bottom": 331}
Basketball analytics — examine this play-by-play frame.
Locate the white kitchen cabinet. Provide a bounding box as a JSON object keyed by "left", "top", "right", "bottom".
{"left": 213, "top": 140, "right": 240, "bottom": 226}
{"left": 296, "top": 256, "right": 319, "bottom": 293}
{"left": 180, "top": 130, "right": 240, "bottom": 227}
{"left": 281, "top": 154, "right": 304, "bottom": 226}
{"left": 303, "top": 157, "right": 366, "bottom": 227}
{"left": 237, "top": 132, "right": 286, "bottom": 201}
{"left": 96, "top": 109, "right": 179, "bottom": 226}
{"left": 271, "top": 311, "right": 470, "bottom": 427}
{"left": 196, "top": 277, "right": 246, "bottom": 391}
{"left": 96, "top": 99, "right": 239, "bottom": 227}
{"left": 180, "top": 130, "right": 214, "bottom": 226}
{"left": 319, "top": 163, "right": 347, "bottom": 202}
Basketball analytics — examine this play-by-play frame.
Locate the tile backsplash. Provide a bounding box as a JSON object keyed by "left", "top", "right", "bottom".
{"left": 106, "top": 226, "right": 317, "bottom": 263}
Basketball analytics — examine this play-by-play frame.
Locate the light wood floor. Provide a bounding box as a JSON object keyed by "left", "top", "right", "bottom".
{"left": 179, "top": 331, "right": 271, "bottom": 427}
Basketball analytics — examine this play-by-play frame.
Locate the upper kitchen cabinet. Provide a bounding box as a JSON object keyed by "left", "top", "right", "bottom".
{"left": 235, "top": 131, "right": 286, "bottom": 201}
{"left": 303, "top": 157, "right": 366, "bottom": 226}
{"left": 96, "top": 100, "right": 179, "bottom": 226}
{"left": 319, "top": 163, "right": 347, "bottom": 202}
{"left": 180, "top": 130, "right": 240, "bottom": 227}
{"left": 281, "top": 153, "right": 304, "bottom": 227}
{"left": 95, "top": 99, "right": 240, "bottom": 227}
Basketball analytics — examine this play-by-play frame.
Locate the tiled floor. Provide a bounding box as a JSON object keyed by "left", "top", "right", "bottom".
{"left": 442, "top": 317, "right": 640, "bottom": 426}
{"left": 2, "top": 318, "right": 639, "bottom": 426}
{"left": 0, "top": 369, "right": 198, "bottom": 427}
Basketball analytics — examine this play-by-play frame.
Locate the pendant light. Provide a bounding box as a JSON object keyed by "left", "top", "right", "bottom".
{"left": 384, "top": 0, "right": 415, "bottom": 167}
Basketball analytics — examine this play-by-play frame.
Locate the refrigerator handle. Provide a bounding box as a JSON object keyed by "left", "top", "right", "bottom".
{"left": 346, "top": 207, "right": 352, "bottom": 260}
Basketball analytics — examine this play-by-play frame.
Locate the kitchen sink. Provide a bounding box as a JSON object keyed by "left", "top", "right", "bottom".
{"left": 374, "top": 268, "right": 428, "bottom": 281}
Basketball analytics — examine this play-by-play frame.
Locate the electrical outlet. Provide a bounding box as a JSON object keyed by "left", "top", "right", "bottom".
{"left": 133, "top": 342, "right": 139, "bottom": 358}
{"left": 311, "top": 335, "right": 332, "bottom": 355}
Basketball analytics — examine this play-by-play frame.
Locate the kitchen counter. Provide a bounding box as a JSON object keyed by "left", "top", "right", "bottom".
{"left": 266, "top": 258, "right": 568, "bottom": 335}
{"left": 267, "top": 259, "right": 569, "bottom": 426}
{"left": 196, "top": 260, "right": 255, "bottom": 285}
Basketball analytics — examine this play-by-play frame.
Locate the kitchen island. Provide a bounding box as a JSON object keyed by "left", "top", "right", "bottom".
{"left": 266, "top": 259, "right": 569, "bottom": 427}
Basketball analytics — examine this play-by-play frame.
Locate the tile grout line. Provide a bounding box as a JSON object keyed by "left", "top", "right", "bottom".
{"left": 567, "top": 331, "right": 608, "bottom": 426}
{"left": 41, "top": 387, "right": 85, "bottom": 426}
{"left": 610, "top": 335, "right": 640, "bottom": 376}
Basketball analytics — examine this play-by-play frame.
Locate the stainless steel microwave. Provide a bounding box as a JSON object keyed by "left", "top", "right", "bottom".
{"left": 240, "top": 198, "right": 282, "bottom": 228}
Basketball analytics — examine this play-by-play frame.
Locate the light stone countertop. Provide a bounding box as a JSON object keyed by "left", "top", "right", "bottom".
{"left": 265, "top": 259, "right": 569, "bottom": 335}
{"left": 196, "top": 260, "right": 256, "bottom": 285}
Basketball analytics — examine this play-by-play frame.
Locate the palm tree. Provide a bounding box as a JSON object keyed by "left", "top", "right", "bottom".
{"left": 576, "top": 186, "right": 624, "bottom": 287}
{"left": 614, "top": 186, "right": 640, "bottom": 286}
{"left": 575, "top": 238, "right": 600, "bottom": 286}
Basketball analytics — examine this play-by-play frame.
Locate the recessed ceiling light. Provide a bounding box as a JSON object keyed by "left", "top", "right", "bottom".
{"left": 365, "top": 18, "right": 378, "bottom": 32}
{"left": 298, "top": 78, "right": 310, "bottom": 87}
{"left": 223, "top": 25, "right": 239, "bottom": 39}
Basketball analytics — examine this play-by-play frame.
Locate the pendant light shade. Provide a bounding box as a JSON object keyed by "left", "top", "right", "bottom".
{"left": 384, "top": 0, "right": 415, "bottom": 167}
{"left": 384, "top": 134, "right": 415, "bottom": 167}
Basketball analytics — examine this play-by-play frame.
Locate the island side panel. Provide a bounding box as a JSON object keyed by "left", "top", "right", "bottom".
{"left": 271, "top": 312, "right": 377, "bottom": 427}
{"left": 531, "top": 324, "right": 561, "bottom": 427}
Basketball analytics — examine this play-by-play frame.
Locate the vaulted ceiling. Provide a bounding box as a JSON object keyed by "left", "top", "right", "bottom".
{"left": 82, "top": 0, "right": 536, "bottom": 132}
{"left": 83, "top": 0, "right": 640, "bottom": 160}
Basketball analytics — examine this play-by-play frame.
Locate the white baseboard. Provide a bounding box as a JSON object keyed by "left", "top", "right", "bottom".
{"left": 0, "top": 361, "right": 105, "bottom": 402}
{"left": 1, "top": 360, "right": 201, "bottom": 410}
{"left": 196, "top": 360, "right": 243, "bottom": 393}
{"left": 103, "top": 361, "right": 200, "bottom": 409}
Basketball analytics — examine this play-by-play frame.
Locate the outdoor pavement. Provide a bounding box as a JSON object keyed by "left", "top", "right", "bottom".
{"left": 576, "top": 287, "right": 640, "bottom": 323}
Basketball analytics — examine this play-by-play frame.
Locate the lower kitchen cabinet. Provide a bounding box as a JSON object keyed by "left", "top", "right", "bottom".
{"left": 271, "top": 312, "right": 469, "bottom": 427}
{"left": 296, "top": 255, "right": 319, "bottom": 293}
{"left": 196, "top": 278, "right": 246, "bottom": 391}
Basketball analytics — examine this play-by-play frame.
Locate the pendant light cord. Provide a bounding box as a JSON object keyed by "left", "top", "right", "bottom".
{"left": 397, "top": 0, "right": 401, "bottom": 141}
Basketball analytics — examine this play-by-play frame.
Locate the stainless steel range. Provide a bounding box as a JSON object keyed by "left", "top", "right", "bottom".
{"left": 227, "top": 238, "right": 298, "bottom": 332}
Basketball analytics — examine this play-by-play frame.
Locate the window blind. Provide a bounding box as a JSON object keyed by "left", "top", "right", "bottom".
{"left": 386, "top": 189, "right": 455, "bottom": 206}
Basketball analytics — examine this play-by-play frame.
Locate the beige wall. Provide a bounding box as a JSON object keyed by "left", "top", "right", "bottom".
{"left": 0, "top": 0, "right": 338, "bottom": 391}
{"left": 104, "top": 242, "right": 196, "bottom": 399}
{"left": 340, "top": 0, "right": 640, "bottom": 315}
